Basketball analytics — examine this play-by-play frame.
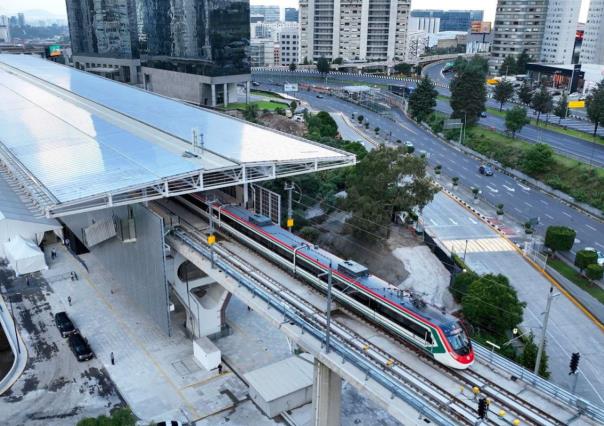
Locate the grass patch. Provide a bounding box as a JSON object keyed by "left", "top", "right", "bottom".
{"left": 547, "top": 258, "right": 604, "bottom": 304}
{"left": 462, "top": 126, "right": 604, "bottom": 210}
{"left": 225, "top": 100, "right": 289, "bottom": 111}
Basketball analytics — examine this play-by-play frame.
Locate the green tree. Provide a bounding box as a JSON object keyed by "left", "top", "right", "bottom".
{"left": 290, "top": 100, "right": 298, "bottom": 114}
{"left": 408, "top": 76, "right": 438, "bottom": 123}
{"left": 531, "top": 85, "right": 554, "bottom": 126}
{"left": 243, "top": 103, "right": 259, "bottom": 122}
{"left": 332, "top": 57, "right": 343, "bottom": 65}
{"left": 462, "top": 274, "right": 525, "bottom": 336}
{"left": 553, "top": 93, "right": 569, "bottom": 124}
{"left": 394, "top": 62, "right": 413, "bottom": 75}
{"left": 505, "top": 106, "right": 529, "bottom": 138}
{"left": 516, "top": 49, "right": 532, "bottom": 74}
{"left": 450, "top": 270, "right": 479, "bottom": 303}
{"left": 575, "top": 249, "right": 598, "bottom": 272}
{"left": 450, "top": 60, "right": 487, "bottom": 126}
{"left": 586, "top": 264, "right": 604, "bottom": 280}
{"left": 77, "top": 408, "right": 135, "bottom": 426}
{"left": 500, "top": 55, "right": 517, "bottom": 76}
{"left": 494, "top": 80, "right": 515, "bottom": 111}
{"left": 520, "top": 333, "right": 550, "bottom": 378}
{"left": 303, "top": 57, "right": 310, "bottom": 65}
{"left": 345, "top": 147, "right": 437, "bottom": 241}
{"left": 316, "top": 56, "right": 331, "bottom": 74}
{"left": 586, "top": 79, "right": 604, "bottom": 137}
{"left": 518, "top": 82, "right": 534, "bottom": 106}
{"left": 522, "top": 143, "right": 554, "bottom": 174}
{"left": 544, "top": 226, "right": 576, "bottom": 252}
{"left": 289, "top": 62, "right": 297, "bottom": 71}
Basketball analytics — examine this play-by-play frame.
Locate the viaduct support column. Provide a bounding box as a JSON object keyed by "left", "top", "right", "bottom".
{"left": 312, "top": 359, "right": 341, "bottom": 426}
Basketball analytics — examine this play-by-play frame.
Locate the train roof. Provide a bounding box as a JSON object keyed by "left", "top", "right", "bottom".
{"left": 222, "top": 204, "right": 457, "bottom": 329}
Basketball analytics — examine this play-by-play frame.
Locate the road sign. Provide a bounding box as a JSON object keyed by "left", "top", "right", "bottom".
{"left": 568, "top": 100, "right": 585, "bottom": 109}
{"left": 284, "top": 83, "right": 299, "bottom": 92}
{"left": 444, "top": 119, "right": 462, "bottom": 129}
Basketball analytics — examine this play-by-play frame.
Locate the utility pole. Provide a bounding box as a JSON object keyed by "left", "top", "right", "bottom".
{"left": 535, "top": 287, "right": 559, "bottom": 375}
{"left": 284, "top": 182, "right": 294, "bottom": 232}
{"left": 325, "top": 261, "right": 333, "bottom": 354}
{"left": 208, "top": 199, "right": 216, "bottom": 269}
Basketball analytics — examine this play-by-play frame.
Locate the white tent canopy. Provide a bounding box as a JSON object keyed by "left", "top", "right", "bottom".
{"left": 4, "top": 235, "right": 48, "bottom": 276}
{"left": 0, "top": 175, "right": 62, "bottom": 263}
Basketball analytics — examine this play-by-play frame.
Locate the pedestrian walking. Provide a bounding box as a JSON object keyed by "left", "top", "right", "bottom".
{"left": 110, "top": 352, "right": 115, "bottom": 365}
{"left": 26, "top": 276, "right": 30, "bottom": 287}
{"left": 67, "top": 296, "right": 72, "bottom": 306}
{"left": 218, "top": 364, "right": 223, "bottom": 374}
{"left": 51, "top": 248, "right": 56, "bottom": 260}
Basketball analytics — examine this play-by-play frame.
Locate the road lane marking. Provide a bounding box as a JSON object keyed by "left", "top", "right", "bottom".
{"left": 562, "top": 211, "right": 572, "bottom": 218}
{"left": 540, "top": 200, "right": 549, "bottom": 205}
{"left": 514, "top": 207, "right": 522, "bottom": 213}
{"left": 468, "top": 217, "right": 478, "bottom": 224}
{"left": 545, "top": 214, "right": 554, "bottom": 220}
{"left": 430, "top": 219, "right": 438, "bottom": 226}
{"left": 487, "top": 185, "right": 499, "bottom": 193}
{"left": 449, "top": 218, "right": 458, "bottom": 225}
{"left": 518, "top": 184, "right": 530, "bottom": 191}
{"left": 503, "top": 185, "right": 515, "bottom": 192}
{"left": 524, "top": 202, "right": 533, "bottom": 208}
{"left": 596, "top": 242, "right": 604, "bottom": 249}
{"left": 586, "top": 224, "right": 597, "bottom": 231}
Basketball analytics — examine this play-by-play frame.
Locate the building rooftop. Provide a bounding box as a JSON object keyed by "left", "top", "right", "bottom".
{"left": 0, "top": 54, "right": 355, "bottom": 217}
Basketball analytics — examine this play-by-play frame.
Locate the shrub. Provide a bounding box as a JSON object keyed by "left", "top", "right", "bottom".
{"left": 299, "top": 226, "right": 320, "bottom": 243}
{"left": 586, "top": 264, "right": 604, "bottom": 280}
{"left": 575, "top": 249, "right": 598, "bottom": 272}
{"left": 357, "top": 114, "right": 364, "bottom": 123}
{"left": 545, "top": 226, "right": 576, "bottom": 252}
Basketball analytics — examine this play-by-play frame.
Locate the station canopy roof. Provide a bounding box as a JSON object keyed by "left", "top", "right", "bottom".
{"left": 0, "top": 54, "right": 355, "bottom": 218}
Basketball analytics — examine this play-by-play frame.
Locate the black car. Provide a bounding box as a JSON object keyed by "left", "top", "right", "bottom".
{"left": 480, "top": 111, "right": 487, "bottom": 118}
{"left": 54, "top": 311, "right": 76, "bottom": 337}
{"left": 68, "top": 332, "right": 94, "bottom": 361}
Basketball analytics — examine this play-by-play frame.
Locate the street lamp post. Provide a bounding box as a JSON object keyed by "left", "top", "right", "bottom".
{"left": 8, "top": 295, "right": 20, "bottom": 354}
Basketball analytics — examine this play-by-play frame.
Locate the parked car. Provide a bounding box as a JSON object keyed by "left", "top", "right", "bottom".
{"left": 54, "top": 312, "right": 77, "bottom": 338}
{"left": 479, "top": 163, "right": 494, "bottom": 176}
{"left": 316, "top": 94, "right": 324, "bottom": 99}
{"left": 251, "top": 81, "right": 261, "bottom": 87}
{"left": 68, "top": 332, "right": 94, "bottom": 361}
{"left": 584, "top": 247, "right": 604, "bottom": 266}
{"left": 480, "top": 111, "right": 487, "bottom": 118}
{"left": 156, "top": 422, "right": 182, "bottom": 426}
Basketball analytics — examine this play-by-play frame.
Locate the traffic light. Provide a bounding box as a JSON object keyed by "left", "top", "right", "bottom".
{"left": 477, "top": 397, "right": 488, "bottom": 419}
{"left": 569, "top": 352, "right": 580, "bottom": 375}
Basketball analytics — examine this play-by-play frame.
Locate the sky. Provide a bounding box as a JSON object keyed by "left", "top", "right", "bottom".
{"left": 0, "top": 0, "right": 591, "bottom": 24}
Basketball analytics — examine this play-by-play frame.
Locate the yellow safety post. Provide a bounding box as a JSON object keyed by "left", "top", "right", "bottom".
{"left": 207, "top": 234, "right": 216, "bottom": 245}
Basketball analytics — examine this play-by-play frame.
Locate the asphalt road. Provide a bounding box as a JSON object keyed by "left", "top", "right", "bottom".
{"left": 253, "top": 68, "right": 604, "bottom": 159}
{"left": 423, "top": 192, "right": 604, "bottom": 405}
{"left": 263, "top": 84, "right": 604, "bottom": 260}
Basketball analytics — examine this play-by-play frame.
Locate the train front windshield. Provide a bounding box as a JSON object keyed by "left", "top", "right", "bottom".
{"left": 446, "top": 324, "right": 472, "bottom": 355}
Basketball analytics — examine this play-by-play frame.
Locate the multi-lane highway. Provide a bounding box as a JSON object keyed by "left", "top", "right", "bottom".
{"left": 258, "top": 84, "right": 604, "bottom": 259}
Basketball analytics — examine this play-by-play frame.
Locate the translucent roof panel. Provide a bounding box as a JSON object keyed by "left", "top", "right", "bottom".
{"left": 0, "top": 54, "right": 348, "bottom": 164}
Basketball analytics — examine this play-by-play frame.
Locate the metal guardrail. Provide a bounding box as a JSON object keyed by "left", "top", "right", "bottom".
{"left": 172, "top": 229, "right": 457, "bottom": 426}
{"left": 473, "top": 343, "right": 604, "bottom": 422}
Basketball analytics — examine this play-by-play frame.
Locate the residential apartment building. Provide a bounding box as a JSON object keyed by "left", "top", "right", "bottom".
{"left": 0, "top": 16, "right": 10, "bottom": 43}
{"left": 410, "top": 10, "right": 483, "bottom": 32}
{"left": 541, "top": 0, "right": 580, "bottom": 64}
{"left": 250, "top": 5, "right": 280, "bottom": 23}
{"left": 65, "top": 0, "right": 251, "bottom": 107}
{"left": 489, "top": 0, "right": 548, "bottom": 74}
{"left": 580, "top": 0, "right": 604, "bottom": 64}
{"left": 279, "top": 26, "right": 300, "bottom": 66}
{"left": 299, "top": 0, "right": 411, "bottom": 63}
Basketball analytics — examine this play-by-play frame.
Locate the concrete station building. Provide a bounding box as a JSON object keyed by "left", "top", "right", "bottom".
{"left": 0, "top": 53, "right": 354, "bottom": 338}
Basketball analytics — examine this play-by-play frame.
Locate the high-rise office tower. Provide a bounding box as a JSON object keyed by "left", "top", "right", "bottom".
{"left": 17, "top": 13, "right": 25, "bottom": 27}
{"left": 410, "top": 10, "right": 483, "bottom": 32}
{"left": 541, "top": 0, "right": 580, "bottom": 64}
{"left": 285, "top": 8, "right": 299, "bottom": 22}
{"left": 580, "top": 0, "right": 604, "bottom": 64}
{"left": 490, "top": 0, "right": 548, "bottom": 74}
{"left": 300, "top": 0, "right": 411, "bottom": 63}
{"left": 250, "top": 5, "right": 281, "bottom": 23}
{"left": 65, "top": 0, "right": 250, "bottom": 107}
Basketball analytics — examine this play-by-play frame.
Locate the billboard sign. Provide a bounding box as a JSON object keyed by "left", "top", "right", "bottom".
{"left": 284, "top": 83, "right": 299, "bottom": 92}
{"left": 471, "top": 21, "right": 492, "bottom": 34}
{"left": 47, "top": 44, "right": 62, "bottom": 57}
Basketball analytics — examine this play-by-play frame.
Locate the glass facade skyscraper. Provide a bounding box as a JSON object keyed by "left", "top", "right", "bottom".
{"left": 410, "top": 10, "right": 483, "bottom": 32}
{"left": 66, "top": 0, "right": 250, "bottom": 78}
